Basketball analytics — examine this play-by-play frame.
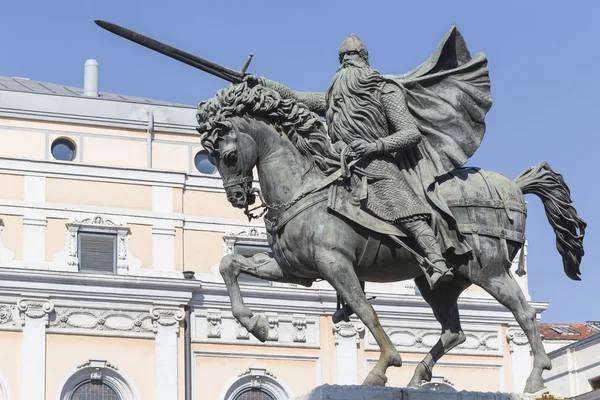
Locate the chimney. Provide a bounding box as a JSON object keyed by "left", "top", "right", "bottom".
{"left": 83, "top": 59, "right": 99, "bottom": 97}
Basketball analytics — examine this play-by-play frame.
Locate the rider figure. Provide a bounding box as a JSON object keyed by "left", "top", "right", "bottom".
{"left": 247, "top": 34, "right": 455, "bottom": 289}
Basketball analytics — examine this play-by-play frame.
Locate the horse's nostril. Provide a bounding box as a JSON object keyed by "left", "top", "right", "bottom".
{"left": 234, "top": 191, "right": 244, "bottom": 199}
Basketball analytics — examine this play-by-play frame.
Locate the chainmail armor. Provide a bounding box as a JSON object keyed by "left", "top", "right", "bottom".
{"left": 378, "top": 83, "right": 422, "bottom": 153}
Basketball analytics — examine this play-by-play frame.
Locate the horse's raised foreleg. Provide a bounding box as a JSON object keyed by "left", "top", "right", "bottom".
{"left": 315, "top": 251, "right": 402, "bottom": 386}
{"left": 407, "top": 275, "right": 471, "bottom": 388}
{"left": 219, "top": 252, "right": 306, "bottom": 342}
{"left": 473, "top": 261, "right": 551, "bottom": 393}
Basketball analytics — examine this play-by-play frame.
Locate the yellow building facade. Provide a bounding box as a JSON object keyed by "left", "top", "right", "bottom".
{"left": 0, "top": 65, "right": 546, "bottom": 400}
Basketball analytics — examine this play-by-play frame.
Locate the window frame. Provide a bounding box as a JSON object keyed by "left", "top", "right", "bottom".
{"left": 51, "top": 137, "right": 77, "bottom": 162}
{"left": 57, "top": 359, "right": 139, "bottom": 400}
{"left": 65, "top": 216, "right": 131, "bottom": 275}
{"left": 77, "top": 232, "right": 118, "bottom": 275}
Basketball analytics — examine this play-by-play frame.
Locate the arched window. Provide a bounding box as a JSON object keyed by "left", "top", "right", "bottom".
{"left": 220, "top": 368, "right": 292, "bottom": 400}
{"left": 57, "top": 360, "right": 138, "bottom": 400}
{"left": 71, "top": 381, "right": 119, "bottom": 400}
{"left": 234, "top": 389, "right": 276, "bottom": 400}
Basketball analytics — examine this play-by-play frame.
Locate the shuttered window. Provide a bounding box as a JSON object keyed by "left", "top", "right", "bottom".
{"left": 78, "top": 233, "right": 117, "bottom": 274}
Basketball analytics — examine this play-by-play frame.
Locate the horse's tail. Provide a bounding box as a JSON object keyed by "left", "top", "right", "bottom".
{"left": 514, "top": 161, "right": 586, "bottom": 280}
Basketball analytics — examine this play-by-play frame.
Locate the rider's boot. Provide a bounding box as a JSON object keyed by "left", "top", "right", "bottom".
{"left": 402, "top": 219, "right": 454, "bottom": 290}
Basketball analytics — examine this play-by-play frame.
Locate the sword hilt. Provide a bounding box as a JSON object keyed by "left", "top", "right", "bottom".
{"left": 240, "top": 53, "right": 254, "bottom": 74}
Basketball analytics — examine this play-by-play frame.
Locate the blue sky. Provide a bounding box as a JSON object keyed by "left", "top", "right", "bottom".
{"left": 2, "top": 1, "right": 598, "bottom": 323}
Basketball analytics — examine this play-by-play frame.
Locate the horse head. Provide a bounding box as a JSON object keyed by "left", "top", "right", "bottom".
{"left": 197, "top": 82, "right": 339, "bottom": 210}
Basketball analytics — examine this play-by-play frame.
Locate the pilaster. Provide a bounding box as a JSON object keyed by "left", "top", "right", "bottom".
{"left": 507, "top": 327, "right": 531, "bottom": 392}
{"left": 333, "top": 321, "right": 364, "bottom": 385}
{"left": 151, "top": 306, "right": 184, "bottom": 399}
{"left": 18, "top": 297, "right": 54, "bottom": 400}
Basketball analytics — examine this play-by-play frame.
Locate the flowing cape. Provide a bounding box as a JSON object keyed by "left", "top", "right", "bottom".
{"left": 383, "top": 25, "right": 492, "bottom": 179}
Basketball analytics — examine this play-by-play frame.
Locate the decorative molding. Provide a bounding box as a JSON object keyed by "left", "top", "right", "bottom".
{"left": 58, "top": 358, "right": 140, "bottom": 400}
{"left": 17, "top": 298, "right": 54, "bottom": 325}
{"left": 206, "top": 309, "right": 222, "bottom": 339}
{"left": 77, "top": 359, "right": 119, "bottom": 382}
{"left": 507, "top": 327, "right": 530, "bottom": 352}
{"left": 292, "top": 314, "right": 307, "bottom": 343}
{"left": 236, "top": 321, "right": 250, "bottom": 340}
{"left": 221, "top": 367, "right": 292, "bottom": 400}
{"left": 366, "top": 327, "right": 500, "bottom": 355}
{"left": 0, "top": 304, "right": 14, "bottom": 326}
{"left": 150, "top": 306, "right": 184, "bottom": 331}
{"left": 333, "top": 321, "right": 364, "bottom": 345}
{"left": 267, "top": 313, "right": 279, "bottom": 342}
{"left": 49, "top": 307, "right": 154, "bottom": 337}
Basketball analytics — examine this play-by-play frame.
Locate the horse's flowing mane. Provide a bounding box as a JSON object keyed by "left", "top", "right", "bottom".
{"left": 196, "top": 82, "right": 340, "bottom": 175}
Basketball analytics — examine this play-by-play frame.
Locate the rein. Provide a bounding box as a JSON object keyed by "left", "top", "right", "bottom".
{"left": 243, "top": 158, "right": 360, "bottom": 221}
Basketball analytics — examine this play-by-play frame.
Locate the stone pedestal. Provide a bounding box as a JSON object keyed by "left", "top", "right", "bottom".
{"left": 294, "top": 385, "right": 556, "bottom": 400}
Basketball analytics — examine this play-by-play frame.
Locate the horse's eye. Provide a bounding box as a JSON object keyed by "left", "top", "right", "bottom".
{"left": 224, "top": 149, "right": 238, "bottom": 165}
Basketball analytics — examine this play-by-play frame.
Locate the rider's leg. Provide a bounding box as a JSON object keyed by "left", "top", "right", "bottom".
{"left": 401, "top": 218, "right": 454, "bottom": 289}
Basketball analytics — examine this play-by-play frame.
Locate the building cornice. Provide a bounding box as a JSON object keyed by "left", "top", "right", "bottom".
{"left": 0, "top": 90, "right": 197, "bottom": 135}
{"left": 0, "top": 267, "right": 199, "bottom": 307}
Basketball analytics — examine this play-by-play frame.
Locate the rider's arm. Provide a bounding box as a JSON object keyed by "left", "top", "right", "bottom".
{"left": 375, "top": 83, "right": 422, "bottom": 154}
{"left": 257, "top": 77, "right": 327, "bottom": 117}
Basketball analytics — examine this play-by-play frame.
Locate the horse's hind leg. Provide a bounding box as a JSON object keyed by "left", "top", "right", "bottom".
{"left": 470, "top": 256, "right": 551, "bottom": 393}
{"left": 407, "top": 275, "right": 471, "bottom": 388}
{"left": 315, "top": 251, "right": 402, "bottom": 386}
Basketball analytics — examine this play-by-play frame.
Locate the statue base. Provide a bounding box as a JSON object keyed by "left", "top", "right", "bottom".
{"left": 294, "top": 385, "right": 560, "bottom": 400}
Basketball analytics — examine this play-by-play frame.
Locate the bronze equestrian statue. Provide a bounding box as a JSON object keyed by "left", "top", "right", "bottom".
{"left": 97, "top": 21, "right": 586, "bottom": 393}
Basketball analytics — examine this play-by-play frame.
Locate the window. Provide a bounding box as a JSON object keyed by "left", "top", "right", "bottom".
{"left": 72, "top": 381, "right": 120, "bottom": 400}
{"left": 222, "top": 368, "right": 291, "bottom": 400}
{"left": 58, "top": 359, "right": 138, "bottom": 400}
{"left": 234, "top": 389, "right": 276, "bottom": 400}
{"left": 551, "top": 326, "right": 581, "bottom": 335}
{"left": 592, "top": 376, "right": 600, "bottom": 390}
{"left": 51, "top": 137, "right": 77, "bottom": 161}
{"left": 78, "top": 233, "right": 117, "bottom": 274}
{"left": 63, "top": 216, "right": 132, "bottom": 275}
{"left": 194, "top": 150, "right": 217, "bottom": 174}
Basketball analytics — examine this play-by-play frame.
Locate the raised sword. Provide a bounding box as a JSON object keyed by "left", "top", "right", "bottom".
{"left": 94, "top": 20, "right": 253, "bottom": 84}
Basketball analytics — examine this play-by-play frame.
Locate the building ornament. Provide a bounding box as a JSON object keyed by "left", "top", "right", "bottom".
{"left": 507, "top": 327, "right": 530, "bottom": 353}
{"left": 50, "top": 307, "right": 154, "bottom": 336}
{"left": 0, "top": 304, "right": 13, "bottom": 325}
{"left": 236, "top": 321, "right": 250, "bottom": 340}
{"left": 17, "top": 298, "right": 54, "bottom": 325}
{"left": 333, "top": 321, "right": 364, "bottom": 345}
{"left": 267, "top": 313, "right": 279, "bottom": 341}
{"left": 150, "top": 306, "right": 184, "bottom": 332}
{"left": 206, "top": 309, "right": 222, "bottom": 339}
{"left": 366, "top": 327, "right": 500, "bottom": 355}
{"left": 292, "top": 314, "right": 307, "bottom": 343}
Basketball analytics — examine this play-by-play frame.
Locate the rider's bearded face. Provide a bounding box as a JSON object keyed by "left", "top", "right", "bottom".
{"left": 325, "top": 53, "right": 387, "bottom": 145}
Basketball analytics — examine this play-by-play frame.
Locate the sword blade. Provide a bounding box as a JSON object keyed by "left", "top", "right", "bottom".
{"left": 94, "top": 20, "right": 244, "bottom": 83}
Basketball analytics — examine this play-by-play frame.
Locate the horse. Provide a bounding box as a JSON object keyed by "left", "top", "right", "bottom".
{"left": 196, "top": 82, "right": 586, "bottom": 393}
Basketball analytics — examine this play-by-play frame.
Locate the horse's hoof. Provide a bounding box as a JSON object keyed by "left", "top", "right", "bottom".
{"left": 524, "top": 377, "right": 546, "bottom": 394}
{"left": 248, "top": 315, "right": 269, "bottom": 342}
{"left": 407, "top": 363, "right": 430, "bottom": 388}
{"left": 363, "top": 368, "right": 388, "bottom": 386}
{"left": 388, "top": 353, "right": 402, "bottom": 368}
